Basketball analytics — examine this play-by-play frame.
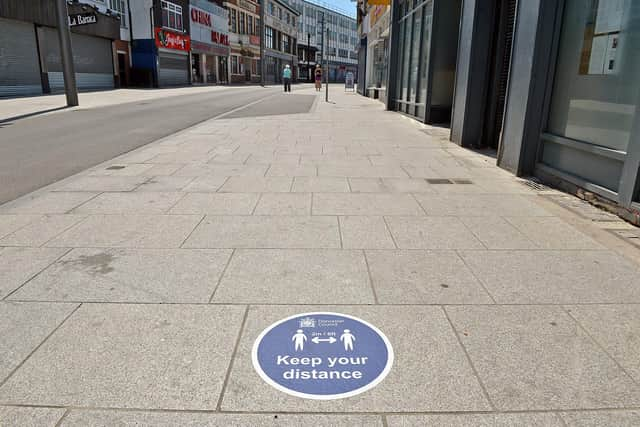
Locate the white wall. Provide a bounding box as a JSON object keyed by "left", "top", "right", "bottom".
{"left": 130, "top": 0, "right": 154, "bottom": 40}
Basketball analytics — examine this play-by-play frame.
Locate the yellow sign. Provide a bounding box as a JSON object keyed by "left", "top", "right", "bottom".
{"left": 368, "top": 0, "right": 391, "bottom": 5}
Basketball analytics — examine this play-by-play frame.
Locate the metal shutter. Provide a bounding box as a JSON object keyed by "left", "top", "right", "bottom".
{"left": 42, "top": 28, "right": 114, "bottom": 92}
{"left": 158, "top": 51, "right": 189, "bottom": 86}
{"left": 0, "top": 18, "right": 42, "bottom": 97}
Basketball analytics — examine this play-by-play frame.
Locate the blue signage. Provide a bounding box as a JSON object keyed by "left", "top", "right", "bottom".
{"left": 252, "top": 312, "right": 394, "bottom": 400}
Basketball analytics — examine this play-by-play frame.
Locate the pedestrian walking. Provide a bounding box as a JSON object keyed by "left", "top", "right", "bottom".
{"left": 314, "top": 65, "right": 322, "bottom": 92}
{"left": 283, "top": 64, "right": 292, "bottom": 93}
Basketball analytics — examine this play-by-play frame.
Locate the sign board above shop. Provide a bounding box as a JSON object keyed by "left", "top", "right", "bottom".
{"left": 68, "top": 12, "right": 98, "bottom": 27}
{"left": 155, "top": 28, "right": 190, "bottom": 51}
{"left": 189, "top": 3, "right": 230, "bottom": 52}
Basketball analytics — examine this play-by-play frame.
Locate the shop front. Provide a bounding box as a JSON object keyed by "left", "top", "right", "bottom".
{"left": 190, "top": 0, "right": 230, "bottom": 84}
{"left": 388, "top": 0, "right": 460, "bottom": 124}
{"left": 155, "top": 28, "right": 191, "bottom": 86}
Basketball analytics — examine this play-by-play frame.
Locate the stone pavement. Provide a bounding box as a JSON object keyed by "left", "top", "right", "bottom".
{"left": 1, "top": 86, "right": 640, "bottom": 426}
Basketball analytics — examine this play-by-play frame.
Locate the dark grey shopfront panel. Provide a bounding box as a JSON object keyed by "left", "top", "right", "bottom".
{"left": 158, "top": 51, "right": 189, "bottom": 87}
{"left": 41, "top": 27, "right": 114, "bottom": 91}
{"left": 0, "top": 18, "right": 42, "bottom": 97}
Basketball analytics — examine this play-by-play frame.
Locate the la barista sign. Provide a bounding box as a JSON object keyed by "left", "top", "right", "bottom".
{"left": 252, "top": 312, "right": 394, "bottom": 400}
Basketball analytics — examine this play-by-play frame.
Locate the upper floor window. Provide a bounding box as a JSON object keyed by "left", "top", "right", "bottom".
{"left": 239, "top": 11, "right": 246, "bottom": 34}
{"left": 265, "top": 26, "right": 274, "bottom": 49}
{"left": 161, "top": 0, "right": 183, "bottom": 32}
{"left": 109, "top": 0, "right": 127, "bottom": 28}
{"left": 230, "top": 9, "right": 237, "bottom": 33}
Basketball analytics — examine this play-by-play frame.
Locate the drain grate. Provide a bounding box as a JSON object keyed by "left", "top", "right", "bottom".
{"left": 520, "top": 178, "right": 550, "bottom": 191}
{"left": 452, "top": 179, "right": 473, "bottom": 184}
{"left": 427, "top": 179, "right": 454, "bottom": 184}
{"left": 106, "top": 165, "right": 126, "bottom": 170}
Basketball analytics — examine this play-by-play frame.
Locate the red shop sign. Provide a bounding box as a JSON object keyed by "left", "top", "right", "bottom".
{"left": 211, "top": 31, "right": 229, "bottom": 46}
{"left": 155, "top": 28, "right": 191, "bottom": 51}
{"left": 191, "top": 9, "right": 211, "bottom": 27}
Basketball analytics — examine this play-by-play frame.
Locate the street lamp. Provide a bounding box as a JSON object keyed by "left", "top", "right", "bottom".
{"left": 307, "top": 32, "right": 310, "bottom": 82}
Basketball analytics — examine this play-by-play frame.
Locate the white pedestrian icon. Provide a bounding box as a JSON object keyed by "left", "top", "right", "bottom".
{"left": 340, "top": 329, "right": 356, "bottom": 351}
{"left": 292, "top": 329, "right": 307, "bottom": 351}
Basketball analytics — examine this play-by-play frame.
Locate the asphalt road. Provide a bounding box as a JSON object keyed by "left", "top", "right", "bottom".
{"left": 0, "top": 86, "right": 284, "bottom": 205}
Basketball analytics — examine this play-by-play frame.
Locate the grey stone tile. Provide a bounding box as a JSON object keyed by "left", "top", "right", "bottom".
{"left": 219, "top": 177, "right": 292, "bottom": 193}
{"left": 3, "top": 192, "right": 99, "bottom": 214}
{"left": 291, "top": 177, "right": 349, "bottom": 192}
{"left": 447, "top": 305, "right": 640, "bottom": 410}
{"left": 339, "top": 216, "right": 395, "bottom": 249}
{"left": 183, "top": 216, "right": 340, "bottom": 249}
{"left": 89, "top": 163, "right": 154, "bottom": 176}
{"left": 387, "top": 413, "right": 563, "bottom": 427}
{"left": 566, "top": 305, "right": 640, "bottom": 382}
{"left": 265, "top": 164, "right": 317, "bottom": 177}
{"left": 0, "top": 215, "right": 87, "bottom": 247}
{"left": 381, "top": 178, "right": 436, "bottom": 193}
{"left": 168, "top": 193, "right": 259, "bottom": 215}
{"left": 182, "top": 176, "right": 229, "bottom": 192}
{"left": 459, "top": 250, "right": 640, "bottom": 303}
{"left": 313, "top": 194, "right": 424, "bottom": 216}
{"left": 414, "top": 194, "right": 551, "bottom": 216}
{"left": 71, "top": 192, "right": 184, "bottom": 214}
{"left": 0, "top": 302, "right": 78, "bottom": 383}
{"left": 459, "top": 217, "right": 537, "bottom": 249}
{"left": 385, "top": 217, "right": 485, "bottom": 249}
{"left": 11, "top": 248, "right": 232, "bottom": 303}
{"left": 0, "top": 247, "right": 69, "bottom": 299}
{"left": 174, "top": 163, "right": 268, "bottom": 177}
{"left": 0, "top": 406, "right": 66, "bottom": 427}
{"left": 246, "top": 153, "right": 301, "bottom": 165}
{"left": 61, "top": 411, "right": 383, "bottom": 427}
{"left": 366, "top": 250, "right": 493, "bottom": 304}
{"left": 46, "top": 215, "right": 201, "bottom": 248}
{"left": 213, "top": 249, "right": 374, "bottom": 304}
{"left": 505, "top": 217, "right": 605, "bottom": 249}
{"left": 318, "top": 164, "right": 408, "bottom": 178}
{"left": 139, "top": 163, "right": 185, "bottom": 176}
{"left": 559, "top": 410, "right": 640, "bottom": 426}
{"left": 0, "top": 304, "right": 245, "bottom": 410}
{"left": 56, "top": 176, "right": 147, "bottom": 192}
{"left": 254, "top": 193, "right": 311, "bottom": 215}
{"left": 150, "top": 152, "right": 213, "bottom": 163}
{"left": 222, "top": 305, "right": 490, "bottom": 412}
{"left": 135, "top": 176, "right": 194, "bottom": 192}
{"left": 0, "top": 214, "right": 41, "bottom": 239}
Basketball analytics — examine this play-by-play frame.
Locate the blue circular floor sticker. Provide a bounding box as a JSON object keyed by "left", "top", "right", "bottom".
{"left": 252, "top": 312, "right": 394, "bottom": 400}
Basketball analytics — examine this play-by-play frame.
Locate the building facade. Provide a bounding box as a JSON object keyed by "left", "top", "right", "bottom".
{"left": 0, "top": 0, "right": 121, "bottom": 97}
{"left": 190, "top": 0, "right": 230, "bottom": 84}
{"left": 224, "top": 0, "right": 261, "bottom": 84}
{"left": 358, "top": 0, "right": 640, "bottom": 223}
{"left": 362, "top": 4, "right": 390, "bottom": 102}
{"left": 288, "top": 0, "right": 358, "bottom": 83}
{"left": 263, "top": 0, "right": 300, "bottom": 84}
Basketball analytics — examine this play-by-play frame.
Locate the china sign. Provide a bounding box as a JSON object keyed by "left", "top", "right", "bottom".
{"left": 189, "top": 3, "right": 230, "bottom": 50}
{"left": 155, "top": 28, "right": 190, "bottom": 51}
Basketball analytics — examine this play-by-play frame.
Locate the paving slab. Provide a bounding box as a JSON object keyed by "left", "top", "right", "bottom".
{"left": 135, "top": 176, "right": 194, "bottom": 192}
{"left": 366, "top": 250, "right": 493, "bottom": 304}
{"left": 0, "top": 302, "right": 78, "bottom": 383}
{"left": 0, "top": 247, "right": 69, "bottom": 299}
{"left": 61, "top": 410, "right": 383, "bottom": 427}
{"left": 55, "top": 176, "right": 148, "bottom": 192}
{"left": 139, "top": 163, "right": 186, "bottom": 176}
{"left": 385, "top": 217, "right": 485, "bottom": 249}
{"left": 446, "top": 305, "right": 640, "bottom": 410}
{"left": 504, "top": 216, "right": 605, "bottom": 249}
{"left": 219, "top": 177, "right": 293, "bottom": 193}
{"left": 72, "top": 192, "right": 185, "bottom": 214}
{"left": 566, "top": 305, "right": 640, "bottom": 382}
{"left": 221, "top": 305, "right": 491, "bottom": 412}
{"left": 313, "top": 194, "right": 425, "bottom": 216}
{"left": 339, "top": 216, "right": 396, "bottom": 249}
{"left": 89, "top": 163, "right": 155, "bottom": 176}
{"left": 2, "top": 192, "right": 99, "bottom": 214}
{"left": 0, "top": 214, "right": 41, "bottom": 239}
{"left": 174, "top": 163, "right": 268, "bottom": 177}
{"left": 386, "top": 413, "right": 564, "bottom": 427}
{"left": 0, "top": 406, "right": 66, "bottom": 427}
{"left": 182, "top": 176, "right": 229, "bottom": 192}
{"left": 266, "top": 164, "right": 318, "bottom": 177}
{"left": 183, "top": 216, "right": 340, "bottom": 249}
{"left": 459, "top": 216, "right": 537, "bottom": 250}
{"left": 459, "top": 250, "right": 640, "bottom": 303}
{"left": 169, "top": 193, "right": 259, "bottom": 215}
{"left": 291, "top": 177, "right": 349, "bottom": 192}
{"left": 0, "top": 214, "right": 87, "bottom": 247}
{"left": 10, "top": 248, "right": 232, "bottom": 303}
{"left": 414, "top": 194, "right": 551, "bottom": 216}
{"left": 318, "top": 165, "right": 408, "bottom": 178}
{"left": 0, "top": 304, "right": 245, "bottom": 410}
{"left": 46, "top": 215, "right": 202, "bottom": 248}
{"left": 559, "top": 410, "right": 640, "bottom": 426}
{"left": 213, "top": 249, "right": 374, "bottom": 304}
{"left": 254, "top": 193, "right": 312, "bottom": 215}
